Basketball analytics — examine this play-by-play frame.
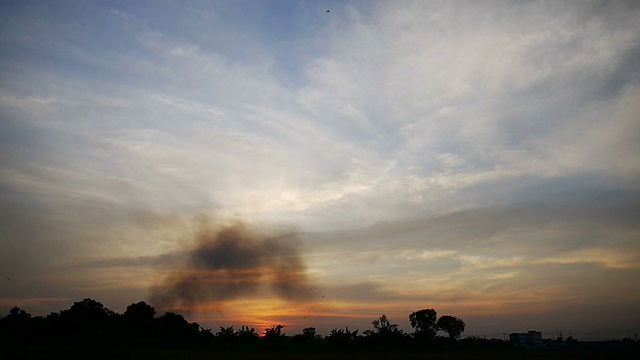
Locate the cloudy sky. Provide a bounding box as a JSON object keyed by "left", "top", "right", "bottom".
{"left": 1, "top": 0, "right": 639, "bottom": 340}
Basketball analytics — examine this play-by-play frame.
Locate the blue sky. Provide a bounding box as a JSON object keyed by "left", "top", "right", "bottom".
{"left": 1, "top": 1, "right": 640, "bottom": 339}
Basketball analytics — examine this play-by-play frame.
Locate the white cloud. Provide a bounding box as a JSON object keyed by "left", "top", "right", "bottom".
{"left": 3, "top": 1, "right": 638, "bottom": 229}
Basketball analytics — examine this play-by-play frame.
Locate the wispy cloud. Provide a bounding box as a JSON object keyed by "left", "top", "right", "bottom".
{"left": 1, "top": 0, "right": 639, "bottom": 337}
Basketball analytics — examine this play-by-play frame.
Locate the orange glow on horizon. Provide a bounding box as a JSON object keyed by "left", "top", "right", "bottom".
{"left": 178, "top": 288, "right": 583, "bottom": 334}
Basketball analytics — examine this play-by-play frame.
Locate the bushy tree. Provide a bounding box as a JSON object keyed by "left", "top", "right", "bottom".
{"left": 409, "top": 309, "right": 437, "bottom": 340}
{"left": 59, "top": 298, "right": 115, "bottom": 338}
{"left": 123, "top": 301, "right": 155, "bottom": 337}
{"left": 124, "top": 301, "right": 155, "bottom": 322}
{"left": 437, "top": 315, "right": 466, "bottom": 340}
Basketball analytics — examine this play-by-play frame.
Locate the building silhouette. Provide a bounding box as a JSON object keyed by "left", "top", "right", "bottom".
{"left": 509, "top": 331, "right": 542, "bottom": 347}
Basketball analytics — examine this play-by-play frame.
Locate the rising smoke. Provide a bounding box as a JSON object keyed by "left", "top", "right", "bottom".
{"left": 152, "top": 222, "right": 314, "bottom": 313}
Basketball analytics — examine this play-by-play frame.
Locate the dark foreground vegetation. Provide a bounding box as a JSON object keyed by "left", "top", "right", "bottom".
{"left": 1, "top": 298, "right": 638, "bottom": 359}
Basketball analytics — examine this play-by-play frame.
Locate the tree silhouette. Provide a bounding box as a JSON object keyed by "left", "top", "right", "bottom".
{"left": 366, "top": 314, "right": 405, "bottom": 348}
{"left": 371, "top": 314, "right": 399, "bottom": 336}
{"left": 216, "top": 325, "right": 236, "bottom": 342}
{"left": 327, "top": 327, "right": 359, "bottom": 347}
{"left": 197, "top": 326, "right": 215, "bottom": 343}
{"left": 409, "top": 308, "right": 438, "bottom": 340}
{"left": 58, "top": 298, "right": 115, "bottom": 339}
{"left": 2, "top": 298, "right": 637, "bottom": 356}
{"left": 437, "top": 315, "right": 466, "bottom": 340}
{"left": 123, "top": 301, "right": 155, "bottom": 338}
{"left": 263, "top": 324, "right": 285, "bottom": 342}
{"left": 155, "top": 312, "right": 200, "bottom": 342}
{"left": 236, "top": 325, "right": 258, "bottom": 343}
{"left": 124, "top": 301, "right": 155, "bottom": 322}
{"left": 293, "top": 327, "right": 321, "bottom": 344}
{"left": 302, "top": 327, "right": 318, "bottom": 339}
{"left": 0, "top": 307, "right": 32, "bottom": 341}
{"left": 64, "top": 298, "right": 114, "bottom": 324}
{"left": 7, "top": 307, "right": 31, "bottom": 320}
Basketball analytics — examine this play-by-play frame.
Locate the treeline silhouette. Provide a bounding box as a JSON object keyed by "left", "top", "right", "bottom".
{"left": 0, "top": 300, "right": 469, "bottom": 348}
{"left": 1, "top": 298, "right": 639, "bottom": 359}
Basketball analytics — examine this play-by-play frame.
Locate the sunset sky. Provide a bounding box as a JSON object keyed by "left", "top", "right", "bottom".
{"left": 1, "top": 1, "right": 639, "bottom": 340}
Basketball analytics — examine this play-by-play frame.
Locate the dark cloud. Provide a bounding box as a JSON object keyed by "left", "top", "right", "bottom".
{"left": 152, "top": 222, "right": 314, "bottom": 313}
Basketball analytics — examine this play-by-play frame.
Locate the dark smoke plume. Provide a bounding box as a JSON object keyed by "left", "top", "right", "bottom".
{"left": 152, "top": 222, "right": 314, "bottom": 312}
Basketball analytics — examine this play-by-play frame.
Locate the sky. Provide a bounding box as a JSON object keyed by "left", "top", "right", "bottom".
{"left": 1, "top": 0, "right": 639, "bottom": 340}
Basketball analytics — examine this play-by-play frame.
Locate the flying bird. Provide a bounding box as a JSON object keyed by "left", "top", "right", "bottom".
{"left": 326, "top": 9, "right": 330, "bottom": 13}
